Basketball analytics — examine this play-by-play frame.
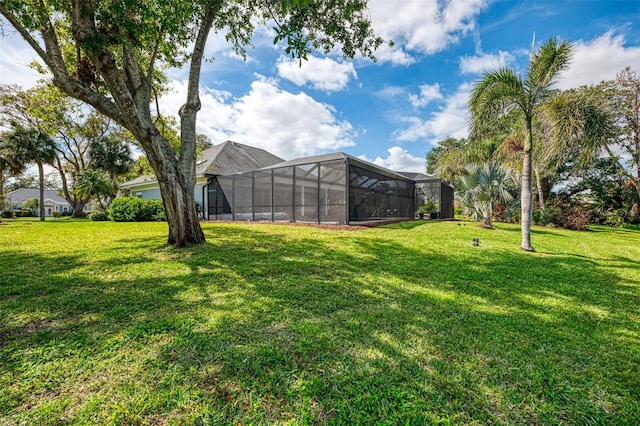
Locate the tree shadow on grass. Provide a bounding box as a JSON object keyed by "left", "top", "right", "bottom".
{"left": 1, "top": 224, "right": 639, "bottom": 424}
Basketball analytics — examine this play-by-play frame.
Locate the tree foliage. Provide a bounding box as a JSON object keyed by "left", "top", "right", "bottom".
{"left": 21, "top": 197, "right": 39, "bottom": 212}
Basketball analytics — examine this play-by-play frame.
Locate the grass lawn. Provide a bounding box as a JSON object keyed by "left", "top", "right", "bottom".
{"left": 0, "top": 218, "right": 639, "bottom": 425}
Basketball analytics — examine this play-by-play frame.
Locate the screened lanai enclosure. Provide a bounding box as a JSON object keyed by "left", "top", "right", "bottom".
{"left": 206, "top": 152, "right": 452, "bottom": 225}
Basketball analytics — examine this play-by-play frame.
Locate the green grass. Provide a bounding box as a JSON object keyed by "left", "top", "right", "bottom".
{"left": 0, "top": 218, "right": 639, "bottom": 425}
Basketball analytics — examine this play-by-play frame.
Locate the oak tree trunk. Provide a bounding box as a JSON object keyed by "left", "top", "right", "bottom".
{"left": 144, "top": 132, "right": 204, "bottom": 247}
{"left": 72, "top": 201, "right": 87, "bottom": 217}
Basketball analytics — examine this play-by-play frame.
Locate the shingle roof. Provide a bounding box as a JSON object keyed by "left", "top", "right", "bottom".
{"left": 6, "top": 188, "right": 69, "bottom": 205}
{"left": 120, "top": 141, "right": 285, "bottom": 188}
{"left": 199, "top": 141, "right": 284, "bottom": 176}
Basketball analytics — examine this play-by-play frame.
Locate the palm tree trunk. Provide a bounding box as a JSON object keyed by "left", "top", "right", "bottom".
{"left": 534, "top": 167, "right": 545, "bottom": 211}
{"left": 38, "top": 161, "right": 45, "bottom": 221}
{"left": 520, "top": 137, "right": 533, "bottom": 251}
{"left": 521, "top": 150, "right": 534, "bottom": 251}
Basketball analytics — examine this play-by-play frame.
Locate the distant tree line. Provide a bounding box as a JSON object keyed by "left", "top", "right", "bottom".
{"left": 0, "top": 84, "right": 134, "bottom": 219}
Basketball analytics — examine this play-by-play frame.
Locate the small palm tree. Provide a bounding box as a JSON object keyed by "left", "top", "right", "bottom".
{"left": 469, "top": 37, "right": 573, "bottom": 250}
{"left": 3, "top": 126, "right": 57, "bottom": 221}
{"left": 457, "top": 162, "right": 517, "bottom": 228}
{"left": 75, "top": 169, "right": 116, "bottom": 211}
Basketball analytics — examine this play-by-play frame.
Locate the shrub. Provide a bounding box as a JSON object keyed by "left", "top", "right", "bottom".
{"left": 108, "top": 197, "right": 166, "bottom": 222}
{"left": 90, "top": 210, "right": 110, "bottom": 221}
{"left": 52, "top": 211, "right": 62, "bottom": 218}
{"left": 151, "top": 201, "right": 167, "bottom": 221}
{"left": 536, "top": 199, "right": 592, "bottom": 230}
{"left": 493, "top": 204, "right": 519, "bottom": 224}
{"left": 109, "top": 197, "right": 143, "bottom": 221}
{"left": 564, "top": 206, "right": 592, "bottom": 230}
{"left": 15, "top": 210, "right": 36, "bottom": 218}
{"left": 0, "top": 210, "right": 14, "bottom": 219}
{"left": 61, "top": 211, "right": 72, "bottom": 217}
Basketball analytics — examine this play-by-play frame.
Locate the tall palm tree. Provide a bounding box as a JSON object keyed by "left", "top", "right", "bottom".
{"left": 3, "top": 126, "right": 57, "bottom": 221}
{"left": 469, "top": 37, "right": 573, "bottom": 251}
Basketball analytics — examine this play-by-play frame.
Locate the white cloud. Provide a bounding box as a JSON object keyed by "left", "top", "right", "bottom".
{"left": 360, "top": 146, "right": 425, "bottom": 173}
{"left": 373, "top": 43, "right": 416, "bottom": 66}
{"left": 459, "top": 51, "right": 515, "bottom": 74}
{"left": 395, "top": 83, "right": 471, "bottom": 143}
{"left": 276, "top": 56, "right": 357, "bottom": 91}
{"left": 158, "top": 77, "right": 356, "bottom": 159}
{"left": 0, "top": 34, "right": 46, "bottom": 88}
{"left": 557, "top": 31, "right": 640, "bottom": 90}
{"left": 408, "top": 83, "right": 444, "bottom": 107}
{"left": 368, "top": 0, "right": 488, "bottom": 64}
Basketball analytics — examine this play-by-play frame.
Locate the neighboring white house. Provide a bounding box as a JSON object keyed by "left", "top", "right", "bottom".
{"left": 119, "top": 141, "right": 285, "bottom": 212}
{"left": 5, "top": 188, "right": 71, "bottom": 216}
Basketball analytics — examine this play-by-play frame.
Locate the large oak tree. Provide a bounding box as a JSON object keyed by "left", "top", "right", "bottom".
{"left": 0, "top": 0, "right": 383, "bottom": 246}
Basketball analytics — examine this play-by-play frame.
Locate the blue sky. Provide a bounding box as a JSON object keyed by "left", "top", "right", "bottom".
{"left": 1, "top": 0, "right": 639, "bottom": 172}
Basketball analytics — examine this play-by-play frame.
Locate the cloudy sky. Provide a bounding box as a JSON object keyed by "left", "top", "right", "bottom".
{"left": 1, "top": 0, "right": 639, "bottom": 172}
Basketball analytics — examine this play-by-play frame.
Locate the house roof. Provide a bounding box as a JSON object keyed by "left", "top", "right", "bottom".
{"left": 6, "top": 188, "right": 69, "bottom": 205}
{"left": 200, "top": 141, "right": 284, "bottom": 176}
{"left": 120, "top": 141, "right": 285, "bottom": 188}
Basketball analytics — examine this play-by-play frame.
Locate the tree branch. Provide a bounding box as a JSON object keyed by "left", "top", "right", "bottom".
{"left": 603, "top": 143, "right": 636, "bottom": 183}
{"left": 178, "top": 2, "right": 220, "bottom": 175}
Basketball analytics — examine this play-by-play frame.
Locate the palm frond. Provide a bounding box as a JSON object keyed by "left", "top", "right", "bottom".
{"left": 542, "top": 91, "right": 615, "bottom": 168}
{"left": 526, "top": 38, "right": 573, "bottom": 95}
{"left": 469, "top": 68, "right": 526, "bottom": 137}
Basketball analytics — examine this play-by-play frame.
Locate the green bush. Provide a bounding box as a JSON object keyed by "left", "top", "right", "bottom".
{"left": 15, "top": 210, "right": 36, "bottom": 218}
{"left": 89, "top": 210, "right": 110, "bottom": 221}
{"left": 108, "top": 197, "right": 166, "bottom": 222}
{"left": 52, "top": 211, "right": 62, "bottom": 218}
{"left": 0, "top": 210, "right": 14, "bottom": 219}
{"left": 61, "top": 211, "right": 72, "bottom": 217}
{"left": 108, "top": 197, "right": 142, "bottom": 222}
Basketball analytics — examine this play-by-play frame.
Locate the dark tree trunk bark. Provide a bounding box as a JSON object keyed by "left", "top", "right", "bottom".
{"left": 151, "top": 142, "right": 205, "bottom": 247}
{"left": 72, "top": 201, "right": 87, "bottom": 217}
